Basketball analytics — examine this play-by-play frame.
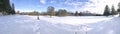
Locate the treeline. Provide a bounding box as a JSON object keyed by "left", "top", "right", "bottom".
{"left": 19, "top": 6, "right": 102, "bottom": 17}
{"left": 18, "top": 2, "right": 120, "bottom": 17}
{"left": 40, "top": 6, "right": 103, "bottom": 16}
{"left": 0, "top": 0, "right": 15, "bottom": 15}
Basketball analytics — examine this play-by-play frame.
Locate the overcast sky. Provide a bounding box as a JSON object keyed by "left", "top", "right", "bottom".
{"left": 10, "top": 0, "right": 120, "bottom": 14}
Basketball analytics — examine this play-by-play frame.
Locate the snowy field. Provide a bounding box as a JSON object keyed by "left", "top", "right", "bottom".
{"left": 0, "top": 15, "right": 120, "bottom": 34}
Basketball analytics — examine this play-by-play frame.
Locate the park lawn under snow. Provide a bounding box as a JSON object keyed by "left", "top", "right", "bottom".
{"left": 39, "top": 16, "right": 114, "bottom": 25}
{"left": 0, "top": 15, "right": 120, "bottom": 34}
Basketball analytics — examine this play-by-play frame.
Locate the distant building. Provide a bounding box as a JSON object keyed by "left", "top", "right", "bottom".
{"left": 0, "top": 0, "right": 15, "bottom": 15}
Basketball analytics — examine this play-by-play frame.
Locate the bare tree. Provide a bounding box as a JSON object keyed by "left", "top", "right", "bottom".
{"left": 47, "top": 6, "right": 55, "bottom": 18}
{"left": 58, "top": 9, "right": 67, "bottom": 16}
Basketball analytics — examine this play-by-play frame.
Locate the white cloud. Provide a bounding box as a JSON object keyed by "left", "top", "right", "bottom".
{"left": 86, "top": 0, "right": 120, "bottom": 14}
{"left": 40, "top": 0, "right": 46, "bottom": 4}
{"left": 84, "top": 0, "right": 120, "bottom": 14}
{"left": 64, "top": 0, "right": 85, "bottom": 11}
{"left": 64, "top": 0, "right": 120, "bottom": 14}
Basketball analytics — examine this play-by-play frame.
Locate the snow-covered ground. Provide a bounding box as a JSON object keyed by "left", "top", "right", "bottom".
{"left": 0, "top": 15, "right": 120, "bottom": 34}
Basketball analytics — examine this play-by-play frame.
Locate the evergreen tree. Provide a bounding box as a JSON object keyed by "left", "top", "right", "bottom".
{"left": 75, "top": 11, "right": 79, "bottom": 16}
{"left": 103, "top": 5, "right": 110, "bottom": 16}
{"left": 6, "top": 0, "right": 12, "bottom": 14}
{"left": 117, "top": 2, "right": 120, "bottom": 11}
{"left": 11, "top": 3, "right": 15, "bottom": 14}
{"left": 0, "top": 0, "right": 15, "bottom": 15}
{"left": 111, "top": 5, "right": 117, "bottom": 15}
{"left": 79, "top": 12, "right": 82, "bottom": 16}
{"left": 0, "top": 0, "right": 4, "bottom": 12}
{"left": 118, "top": 2, "right": 120, "bottom": 8}
{"left": 47, "top": 6, "right": 55, "bottom": 18}
{"left": 117, "top": 2, "right": 120, "bottom": 15}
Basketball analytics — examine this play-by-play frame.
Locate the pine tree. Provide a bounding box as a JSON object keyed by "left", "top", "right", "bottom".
{"left": 117, "top": 2, "right": 120, "bottom": 16}
{"left": 118, "top": 2, "right": 120, "bottom": 9}
{"left": 79, "top": 12, "right": 82, "bottom": 16}
{"left": 0, "top": 0, "right": 4, "bottom": 12}
{"left": 11, "top": 3, "right": 15, "bottom": 14}
{"left": 75, "top": 11, "right": 79, "bottom": 16}
{"left": 111, "top": 5, "right": 117, "bottom": 15}
{"left": 103, "top": 5, "right": 110, "bottom": 16}
{"left": 6, "top": 0, "right": 12, "bottom": 14}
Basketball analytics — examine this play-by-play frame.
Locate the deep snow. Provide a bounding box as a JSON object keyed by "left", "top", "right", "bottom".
{"left": 0, "top": 15, "right": 120, "bottom": 34}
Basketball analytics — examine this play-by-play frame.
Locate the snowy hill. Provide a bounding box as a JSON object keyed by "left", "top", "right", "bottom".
{"left": 0, "top": 15, "right": 120, "bottom": 34}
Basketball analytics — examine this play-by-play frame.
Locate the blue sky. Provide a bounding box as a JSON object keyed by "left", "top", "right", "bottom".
{"left": 10, "top": 0, "right": 120, "bottom": 14}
